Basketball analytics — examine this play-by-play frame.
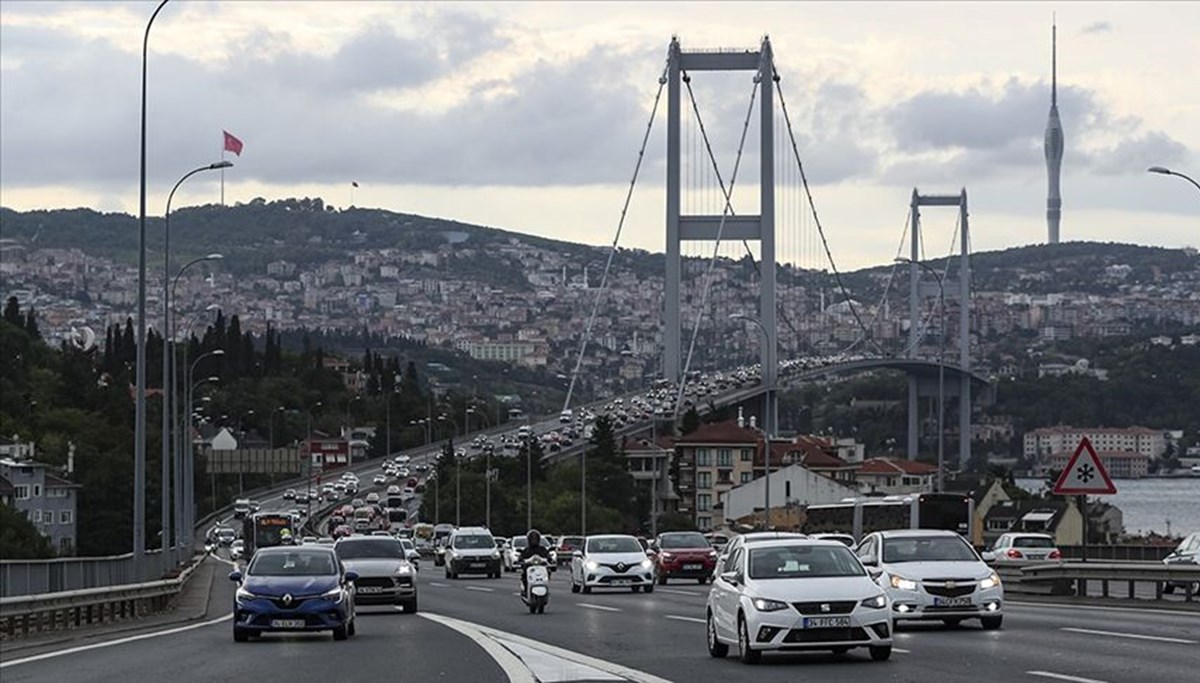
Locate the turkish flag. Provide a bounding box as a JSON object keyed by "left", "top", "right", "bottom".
{"left": 223, "top": 130, "right": 243, "bottom": 156}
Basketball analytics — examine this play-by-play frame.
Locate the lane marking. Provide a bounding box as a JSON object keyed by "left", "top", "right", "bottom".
{"left": 577, "top": 603, "right": 621, "bottom": 612}
{"left": 417, "top": 613, "right": 535, "bottom": 683}
{"left": 466, "top": 586, "right": 496, "bottom": 593}
{"left": 0, "top": 614, "right": 233, "bottom": 669}
{"left": 659, "top": 589, "right": 701, "bottom": 596}
{"left": 1008, "top": 600, "right": 1200, "bottom": 619}
{"left": 429, "top": 582, "right": 449, "bottom": 587}
{"left": 1028, "top": 671, "right": 1108, "bottom": 683}
{"left": 893, "top": 647, "right": 912, "bottom": 654}
{"left": 665, "top": 614, "right": 705, "bottom": 624}
{"left": 1059, "top": 627, "right": 1197, "bottom": 644}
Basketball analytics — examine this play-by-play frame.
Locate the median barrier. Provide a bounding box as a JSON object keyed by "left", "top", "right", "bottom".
{"left": 1012, "top": 561, "right": 1200, "bottom": 602}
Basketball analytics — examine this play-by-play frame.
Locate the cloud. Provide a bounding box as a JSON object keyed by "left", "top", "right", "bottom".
{"left": 1081, "top": 21, "right": 1113, "bottom": 34}
{"left": 1083, "top": 131, "right": 1189, "bottom": 176}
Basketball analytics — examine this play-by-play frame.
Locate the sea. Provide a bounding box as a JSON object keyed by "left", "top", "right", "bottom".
{"left": 1014, "top": 477, "right": 1200, "bottom": 537}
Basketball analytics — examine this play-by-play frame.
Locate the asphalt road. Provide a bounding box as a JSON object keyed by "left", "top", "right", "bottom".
{"left": 6, "top": 564, "right": 1197, "bottom": 683}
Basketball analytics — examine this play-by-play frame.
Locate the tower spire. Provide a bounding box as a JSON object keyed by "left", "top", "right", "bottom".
{"left": 1051, "top": 14, "right": 1057, "bottom": 108}
{"left": 1044, "top": 15, "right": 1064, "bottom": 244}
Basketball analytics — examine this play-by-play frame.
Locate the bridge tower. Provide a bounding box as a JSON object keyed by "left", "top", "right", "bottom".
{"left": 664, "top": 36, "right": 776, "bottom": 413}
{"left": 906, "top": 190, "right": 972, "bottom": 470}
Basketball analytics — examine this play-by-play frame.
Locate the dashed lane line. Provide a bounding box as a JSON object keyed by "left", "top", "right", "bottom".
{"left": 658, "top": 589, "right": 702, "bottom": 596}
{"left": 429, "top": 582, "right": 449, "bottom": 587}
{"left": 0, "top": 615, "right": 233, "bottom": 669}
{"left": 1027, "top": 671, "right": 1108, "bottom": 683}
{"left": 467, "top": 586, "right": 496, "bottom": 593}
{"left": 1008, "top": 600, "right": 1200, "bottom": 619}
{"left": 664, "top": 615, "right": 705, "bottom": 624}
{"left": 577, "top": 603, "right": 622, "bottom": 612}
{"left": 1059, "top": 627, "right": 1197, "bottom": 644}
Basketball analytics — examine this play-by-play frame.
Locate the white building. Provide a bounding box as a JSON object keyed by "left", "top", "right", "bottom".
{"left": 720, "top": 463, "right": 858, "bottom": 525}
{"left": 1023, "top": 426, "right": 1167, "bottom": 459}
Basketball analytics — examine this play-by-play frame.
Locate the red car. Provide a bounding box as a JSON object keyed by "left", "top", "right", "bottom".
{"left": 653, "top": 531, "right": 717, "bottom": 584}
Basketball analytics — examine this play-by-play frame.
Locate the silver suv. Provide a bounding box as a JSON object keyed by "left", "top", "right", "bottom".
{"left": 445, "top": 527, "right": 501, "bottom": 579}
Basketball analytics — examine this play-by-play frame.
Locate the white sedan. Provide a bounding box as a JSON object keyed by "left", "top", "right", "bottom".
{"left": 706, "top": 539, "right": 893, "bottom": 664}
{"left": 373, "top": 474, "right": 387, "bottom": 486}
{"left": 856, "top": 529, "right": 1003, "bottom": 629}
{"left": 569, "top": 535, "right": 655, "bottom": 594}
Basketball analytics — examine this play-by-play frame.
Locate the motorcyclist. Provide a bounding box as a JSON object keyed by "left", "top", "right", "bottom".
{"left": 519, "top": 529, "right": 551, "bottom": 595}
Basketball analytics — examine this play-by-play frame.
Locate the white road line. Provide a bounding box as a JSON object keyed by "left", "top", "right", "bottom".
{"left": 418, "top": 613, "right": 536, "bottom": 683}
{"left": 577, "top": 602, "right": 621, "bottom": 612}
{"left": 893, "top": 647, "right": 911, "bottom": 654}
{"left": 0, "top": 614, "right": 233, "bottom": 669}
{"left": 429, "top": 581, "right": 449, "bottom": 587}
{"left": 659, "top": 589, "right": 700, "bottom": 596}
{"left": 1008, "top": 600, "right": 1200, "bottom": 619}
{"left": 466, "top": 586, "right": 496, "bottom": 593}
{"left": 1027, "top": 671, "right": 1108, "bottom": 683}
{"left": 664, "top": 614, "right": 705, "bottom": 624}
{"left": 1059, "top": 627, "right": 1197, "bottom": 644}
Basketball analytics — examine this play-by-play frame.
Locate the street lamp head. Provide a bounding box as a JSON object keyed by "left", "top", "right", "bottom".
{"left": 894, "top": 257, "right": 913, "bottom": 265}
{"left": 204, "top": 303, "right": 221, "bottom": 311}
{"left": 209, "top": 161, "right": 234, "bottom": 170}
{"left": 206, "top": 376, "right": 220, "bottom": 383}
{"left": 1147, "top": 166, "right": 1172, "bottom": 175}
{"left": 210, "top": 349, "right": 226, "bottom": 356}
{"left": 204, "top": 253, "right": 224, "bottom": 261}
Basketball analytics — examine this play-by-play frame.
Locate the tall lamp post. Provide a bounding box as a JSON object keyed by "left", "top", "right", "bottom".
{"left": 895, "top": 257, "right": 946, "bottom": 492}
{"left": 174, "top": 301, "right": 220, "bottom": 548}
{"left": 438, "top": 414, "right": 460, "bottom": 526}
{"left": 183, "top": 350, "right": 223, "bottom": 542}
{"left": 1148, "top": 166, "right": 1200, "bottom": 195}
{"left": 305, "top": 402, "right": 323, "bottom": 520}
{"left": 135, "top": 0, "right": 172, "bottom": 581}
{"left": 731, "top": 313, "right": 776, "bottom": 529}
{"left": 164, "top": 248, "right": 222, "bottom": 567}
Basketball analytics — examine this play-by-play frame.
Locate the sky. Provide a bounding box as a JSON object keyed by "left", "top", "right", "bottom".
{"left": 1, "top": 1, "right": 1197, "bottom": 270}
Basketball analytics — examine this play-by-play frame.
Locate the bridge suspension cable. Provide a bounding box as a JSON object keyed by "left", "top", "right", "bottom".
{"left": 562, "top": 58, "right": 671, "bottom": 412}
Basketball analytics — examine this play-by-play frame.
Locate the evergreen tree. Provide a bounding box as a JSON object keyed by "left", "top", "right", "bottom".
{"left": 2, "top": 296, "right": 20, "bottom": 325}
{"left": 23, "top": 306, "right": 39, "bottom": 338}
{"left": 680, "top": 406, "right": 701, "bottom": 436}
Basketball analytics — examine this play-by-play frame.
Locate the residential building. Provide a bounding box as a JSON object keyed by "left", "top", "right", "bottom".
{"left": 855, "top": 458, "right": 939, "bottom": 495}
{"left": 720, "top": 462, "right": 858, "bottom": 530}
{"left": 1024, "top": 426, "right": 1167, "bottom": 459}
{"left": 622, "top": 436, "right": 678, "bottom": 519}
{"left": 0, "top": 452, "right": 81, "bottom": 556}
{"left": 672, "top": 420, "right": 762, "bottom": 531}
{"left": 1038, "top": 449, "right": 1151, "bottom": 479}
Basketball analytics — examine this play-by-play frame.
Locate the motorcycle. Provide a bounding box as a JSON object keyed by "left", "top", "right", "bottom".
{"left": 521, "top": 556, "right": 550, "bottom": 614}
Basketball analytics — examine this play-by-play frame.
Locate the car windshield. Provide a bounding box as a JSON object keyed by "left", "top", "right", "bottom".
{"left": 399, "top": 540, "right": 414, "bottom": 551}
{"left": 512, "top": 538, "right": 529, "bottom": 549}
{"left": 658, "top": 532, "right": 710, "bottom": 549}
{"left": 453, "top": 534, "right": 495, "bottom": 549}
{"left": 335, "top": 539, "right": 405, "bottom": 560}
{"left": 249, "top": 551, "right": 337, "bottom": 576}
{"left": 1012, "top": 536, "right": 1056, "bottom": 549}
{"left": 883, "top": 536, "right": 978, "bottom": 563}
{"left": 748, "top": 545, "right": 865, "bottom": 579}
{"left": 587, "top": 537, "right": 643, "bottom": 554}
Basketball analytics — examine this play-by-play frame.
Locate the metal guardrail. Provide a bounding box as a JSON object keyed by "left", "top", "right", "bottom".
{"left": 0, "top": 555, "right": 204, "bottom": 639}
{"left": 1000, "top": 561, "right": 1200, "bottom": 603}
{"left": 1057, "top": 545, "right": 1174, "bottom": 562}
{"left": 0, "top": 549, "right": 174, "bottom": 599}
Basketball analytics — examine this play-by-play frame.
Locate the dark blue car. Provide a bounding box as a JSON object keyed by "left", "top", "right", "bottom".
{"left": 229, "top": 546, "right": 358, "bottom": 641}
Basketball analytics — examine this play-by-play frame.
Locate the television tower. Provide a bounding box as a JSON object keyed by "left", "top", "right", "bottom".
{"left": 1044, "top": 18, "right": 1064, "bottom": 244}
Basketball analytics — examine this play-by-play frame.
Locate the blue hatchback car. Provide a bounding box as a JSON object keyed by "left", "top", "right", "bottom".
{"left": 229, "top": 546, "right": 358, "bottom": 641}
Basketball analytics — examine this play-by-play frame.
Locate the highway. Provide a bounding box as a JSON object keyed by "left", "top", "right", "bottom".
{"left": 4, "top": 562, "right": 1198, "bottom": 682}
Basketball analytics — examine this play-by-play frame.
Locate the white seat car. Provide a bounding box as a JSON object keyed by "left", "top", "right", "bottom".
{"left": 570, "top": 535, "right": 655, "bottom": 594}
{"left": 706, "top": 539, "right": 892, "bottom": 664}
{"left": 856, "top": 529, "right": 1003, "bottom": 629}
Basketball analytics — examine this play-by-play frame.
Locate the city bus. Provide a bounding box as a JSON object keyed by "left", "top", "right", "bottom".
{"left": 241, "top": 512, "right": 296, "bottom": 556}
{"left": 802, "top": 493, "right": 973, "bottom": 543}
{"left": 387, "top": 507, "right": 409, "bottom": 533}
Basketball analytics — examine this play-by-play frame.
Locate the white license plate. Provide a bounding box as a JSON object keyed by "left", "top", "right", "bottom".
{"left": 609, "top": 578, "right": 631, "bottom": 584}
{"left": 270, "top": 619, "right": 306, "bottom": 628}
{"left": 803, "top": 616, "right": 851, "bottom": 629}
{"left": 1025, "top": 554, "right": 1046, "bottom": 560}
{"left": 934, "top": 596, "right": 972, "bottom": 607}
{"left": 356, "top": 586, "right": 384, "bottom": 594}
{"left": 683, "top": 564, "right": 702, "bottom": 570}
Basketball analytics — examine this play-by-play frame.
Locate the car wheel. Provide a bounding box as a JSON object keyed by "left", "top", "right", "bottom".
{"left": 582, "top": 585, "right": 592, "bottom": 594}
{"left": 644, "top": 583, "right": 654, "bottom": 594}
{"left": 632, "top": 585, "right": 641, "bottom": 593}
{"left": 706, "top": 611, "right": 729, "bottom": 658}
{"left": 869, "top": 645, "right": 892, "bottom": 661}
{"left": 571, "top": 578, "right": 581, "bottom": 594}
{"left": 981, "top": 615, "right": 1003, "bottom": 630}
{"left": 737, "top": 615, "right": 760, "bottom": 664}
{"left": 942, "top": 617, "right": 963, "bottom": 627}
{"left": 402, "top": 597, "right": 418, "bottom": 613}
{"left": 348, "top": 618, "right": 356, "bottom": 637}
{"left": 333, "top": 624, "right": 349, "bottom": 641}
{"left": 233, "top": 627, "right": 249, "bottom": 643}
{"left": 697, "top": 577, "right": 708, "bottom": 585}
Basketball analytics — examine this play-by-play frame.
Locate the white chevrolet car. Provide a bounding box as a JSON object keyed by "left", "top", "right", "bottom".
{"left": 570, "top": 535, "right": 655, "bottom": 594}
{"left": 706, "top": 539, "right": 892, "bottom": 664}
{"left": 856, "top": 530, "right": 1003, "bottom": 629}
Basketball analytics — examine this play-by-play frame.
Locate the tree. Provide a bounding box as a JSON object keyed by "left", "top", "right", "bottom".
{"left": 0, "top": 505, "right": 54, "bottom": 559}
{"left": 679, "top": 406, "right": 701, "bottom": 436}
{"left": 3, "top": 296, "right": 21, "bottom": 325}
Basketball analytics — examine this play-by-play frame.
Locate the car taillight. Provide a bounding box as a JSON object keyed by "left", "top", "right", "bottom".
{"left": 1006, "top": 549, "right": 1024, "bottom": 559}
{"left": 1048, "top": 549, "right": 1061, "bottom": 560}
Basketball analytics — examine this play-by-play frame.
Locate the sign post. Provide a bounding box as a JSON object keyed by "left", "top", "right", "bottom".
{"left": 1052, "top": 436, "right": 1117, "bottom": 562}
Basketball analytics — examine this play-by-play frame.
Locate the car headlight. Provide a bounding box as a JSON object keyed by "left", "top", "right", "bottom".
{"left": 890, "top": 574, "right": 919, "bottom": 591}
{"left": 235, "top": 587, "right": 259, "bottom": 604}
{"left": 585, "top": 560, "right": 600, "bottom": 571}
{"left": 980, "top": 572, "right": 1001, "bottom": 590}
{"left": 321, "top": 587, "right": 346, "bottom": 603}
{"left": 640, "top": 559, "right": 654, "bottom": 569}
{"left": 751, "top": 597, "right": 789, "bottom": 612}
{"left": 861, "top": 593, "right": 888, "bottom": 609}
{"left": 660, "top": 552, "right": 674, "bottom": 561}
{"left": 491, "top": 551, "right": 500, "bottom": 560}
{"left": 398, "top": 564, "right": 413, "bottom": 574}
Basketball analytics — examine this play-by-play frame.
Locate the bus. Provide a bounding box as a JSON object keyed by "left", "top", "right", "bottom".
{"left": 802, "top": 493, "right": 973, "bottom": 543}
{"left": 241, "top": 512, "right": 296, "bottom": 556}
{"left": 387, "top": 507, "right": 409, "bottom": 532}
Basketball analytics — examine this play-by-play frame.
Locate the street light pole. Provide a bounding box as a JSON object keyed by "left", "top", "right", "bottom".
{"left": 1148, "top": 166, "right": 1200, "bottom": 195}
{"left": 732, "top": 314, "right": 775, "bottom": 529}
{"left": 183, "top": 350, "right": 222, "bottom": 537}
{"left": 306, "top": 401, "right": 322, "bottom": 520}
{"left": 135, "top": 0, "right": 171, "bottom": 581}
{"left": 896, "top": 257, "right": 946, "bottom": 492}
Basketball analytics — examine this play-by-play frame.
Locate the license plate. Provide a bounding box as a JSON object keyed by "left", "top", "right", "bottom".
{"left": 1025, "top": 554, "right": 1045, "bottom": 560}
{"left": 683, "top": 564, "right": 702, "bottom": 570}
{"left": 356, "top": 586, "right": 384, "bottom": 594}
{"left": 270, "top": 619, "right": 305, "bottom": 628}
{"left": 470, "top": 563, "right": 487, "bottom": 569}
{"left": 803, "top": 616, "right": 851, "bottom": 629}
{"left": 934, "top": 596, "right": 972, "bottom": 607}
{"left": 609, "top": 578, "right": 631, "bottom": 584}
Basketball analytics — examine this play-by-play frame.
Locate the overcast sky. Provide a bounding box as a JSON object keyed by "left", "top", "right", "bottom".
{"left": 2, "top": 1, "right": 1197, "bottom": 269}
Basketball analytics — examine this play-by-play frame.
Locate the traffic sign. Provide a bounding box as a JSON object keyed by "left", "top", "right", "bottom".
{"left": 1052, "top": 436, "right": 1117, "bottom": 495}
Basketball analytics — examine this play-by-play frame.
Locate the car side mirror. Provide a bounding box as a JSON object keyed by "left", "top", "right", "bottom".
{"left": 720, "top": 571, "right": 740, "bottom": 586}
{"left": 981, "top": 551, "right": 997, "bottom": 564}
{"left": 228, "top": 570, "right": 243, "bottom": 583}
{"left": 344, "top": 570, "right": 359, "bottom": 583}
{"left": 859, "top": 554, "right": 878, "bottom": 567}
{"left": 573, "top": 551, "right": 583, "bottom": 559}
{"left": 867, "top": 567, "right": 883, "bottom": 580}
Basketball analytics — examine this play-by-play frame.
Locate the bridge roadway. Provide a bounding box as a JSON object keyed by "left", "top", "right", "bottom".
{"left": 4, "top": 561, "right": 1197, "bottom": 683}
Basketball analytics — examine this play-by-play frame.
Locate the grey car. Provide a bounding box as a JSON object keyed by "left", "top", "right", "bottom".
{"left": 334, "top": 536, "right": 418, "bottom": 612}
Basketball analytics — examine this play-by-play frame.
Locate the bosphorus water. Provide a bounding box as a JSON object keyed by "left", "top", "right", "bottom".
{"left": 1015, "top": 477, "right": 1200, "bottom": 537}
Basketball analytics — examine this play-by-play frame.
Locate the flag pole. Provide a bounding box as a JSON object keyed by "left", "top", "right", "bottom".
{"left": 220, "top": 145, "right": 226, "bottom": 206}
